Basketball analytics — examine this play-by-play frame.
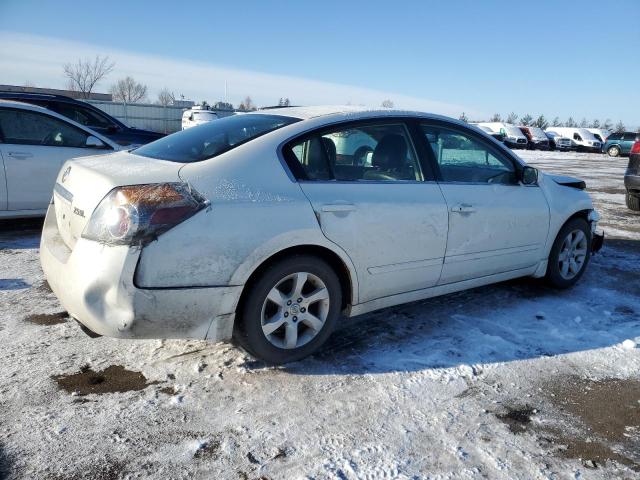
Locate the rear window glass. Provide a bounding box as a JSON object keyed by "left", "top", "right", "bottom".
{"left": 135, "top": 114, "right": 298, "bottom": 162}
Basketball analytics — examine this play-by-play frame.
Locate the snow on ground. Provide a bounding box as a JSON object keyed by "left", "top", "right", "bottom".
{"left": 1, "top": 151, "right": 639, "bottom": 480}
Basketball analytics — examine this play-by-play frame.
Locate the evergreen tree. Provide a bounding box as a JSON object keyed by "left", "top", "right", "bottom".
{"left": 506, "top": 112, "right": 518, "bottom": 124}
{"left": 533, "top": 115, "right": 549, "bottom": 130}
{"left": 520, "top": 114, "right": 533, "bottom": 126}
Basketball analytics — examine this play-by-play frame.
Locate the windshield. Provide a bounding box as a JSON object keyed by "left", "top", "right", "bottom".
{"left": 504, "top": 125, "right": 523, "bottom": 137}
{"left": 528, "top": 127, "right": 546, "bottom": 138}
{"left": 577, "top": 128, "right": 598, "bottom": 141}
{"left": 135, "top": 114, "right": 298, "bottom": 162}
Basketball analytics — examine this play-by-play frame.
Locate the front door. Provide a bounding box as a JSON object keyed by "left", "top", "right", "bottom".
{"left": 420, "top": 123, "right": 550, "bottom": 284}
{"left": 285, "top": 121, "right": 449, "bottom": 302}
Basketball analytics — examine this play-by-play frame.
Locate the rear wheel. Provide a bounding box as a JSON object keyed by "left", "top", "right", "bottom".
{"left": 626, "top": 193, "right": 640, "bottom": 211}
{"left": 545, "top": 218, "right": 591, "bottom": 289}
{"left": 607, "top": 145, "right": 620, "bottom": 157}
{"left": 234, "top": 255, "right": 342, "bottom": 364}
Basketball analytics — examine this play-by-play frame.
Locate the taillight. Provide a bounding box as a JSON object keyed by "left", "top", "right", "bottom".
{"left": 631, "top": 141, "right": 640, "bottom": 155}
{"left": 82, "top": 183, "right": 208, "bottom": 245}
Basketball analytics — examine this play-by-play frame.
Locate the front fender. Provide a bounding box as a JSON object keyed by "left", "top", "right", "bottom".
{"left": 537, "top": 172, "right": 596, "bottom": 257}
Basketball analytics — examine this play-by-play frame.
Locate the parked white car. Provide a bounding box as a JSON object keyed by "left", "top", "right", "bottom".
{"left": 40, "top": 107, "right": 603, "bottom": 363}
{"left": 586, "top": 128, "right": 610, "bottom": 145}
{"left": 182, "top": 107, "right": 218, "bottom": 130}
{"left": 475, "top": 122, "right": 528, "bottom": 149}
{"left": 0, "top": 100, "right": 119, "bottom": 219}
{"left": 546, "top": 127, "right": 602, "bottom": 152}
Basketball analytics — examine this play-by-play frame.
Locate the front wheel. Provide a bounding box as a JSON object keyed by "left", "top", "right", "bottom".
{"left": 607, "top": 146, "right": 620, "bottom": 157}
{"left": 545, "top": 218, "right": 591, "bottom": 289}
{"left": 234, "top": 255, "right": 342, "bottom": 364}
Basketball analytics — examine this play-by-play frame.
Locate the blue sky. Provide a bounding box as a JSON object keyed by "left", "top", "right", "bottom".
{"left": 1, "top": 0, "right": 638, "bottom": 125}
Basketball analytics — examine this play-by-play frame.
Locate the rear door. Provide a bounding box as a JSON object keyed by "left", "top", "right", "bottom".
{"left": 284, "top": 120, "right": 449, "bottom": 303}
{"left": 0, "top": 108, "right": 112, "bottom": 211}
{"left": 419, "top": 122, "right": 549, "bottom": 284}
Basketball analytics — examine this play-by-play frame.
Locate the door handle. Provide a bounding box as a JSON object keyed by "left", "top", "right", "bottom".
{"left": 7, "top": 151, "right": 34, "bottom": 159}
{"left": 321, "top": 203, "right": 356, "bottom": 213}
{"left": 450, "top": 203, "right": 476, "bottom": 214}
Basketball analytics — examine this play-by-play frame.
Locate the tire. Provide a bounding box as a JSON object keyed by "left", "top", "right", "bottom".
{"left": 607, "top": 145, "right": 620, "bottom": 157}
{"left": 626, "top": 193, "right": 640, "bottom": 211}
{"left": 545, "top": 218, "right": 591, "bottom": 289}
{"left": 234, "top": 255, "right": 342, "bottom": 364}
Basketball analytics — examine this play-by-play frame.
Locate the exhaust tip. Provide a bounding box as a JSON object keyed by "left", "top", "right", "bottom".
{"left": 74, "top": 319, "right": 102, "bottom": 338}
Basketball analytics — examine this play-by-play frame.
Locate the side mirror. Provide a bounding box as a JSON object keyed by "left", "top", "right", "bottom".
{"left": 86, "top": 135, "right": 106, "bottom": 149}
{"left": 521, "top": 166, "right": 538, "bottom": 185}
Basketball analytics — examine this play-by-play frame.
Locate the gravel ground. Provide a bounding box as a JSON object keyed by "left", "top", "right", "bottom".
{"left": 0, "top": 150, "right": 639, "bottom": 480}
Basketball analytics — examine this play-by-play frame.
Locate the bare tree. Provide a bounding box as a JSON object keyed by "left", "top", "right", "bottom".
{"left": 458, "top": 112, "right": 468, "bottom": 123}
{"left": 506, "top": 112, "right": 518, "bottom": 124}
{"left": 110, "top": 76, "right": 148, "bottom": 103}
{"left": 157, "top": 88, "right": 175, "bottom": 106}
{"left": 552, "top": 117, "right": 563, "bottom": 127}
{"left": 615, "top": 120, "right": 626, "bottom": 133}
{"left": 214, "top": 101, "right": 233, "bottom": 110}
{"left": 602, "top": 119, "right": 613, "bottom": 131}
{"left": 63, "top": 55, "right": 115, "bottom": 99}
{"left": 239, "top": 96, "right": 256, "bottom": 111}
{"left": 489, "top": 113, "right": 502, "bottom": 122}
{"left": 381, "top": 99, "right": 394, "bottom": 109}
{"left": 520, "top": 114, "right": 533, "bottom": 126}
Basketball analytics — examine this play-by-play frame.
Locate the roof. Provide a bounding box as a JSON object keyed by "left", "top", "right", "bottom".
{"left": 252, "top": 105, "right": 462, "bottom": 126}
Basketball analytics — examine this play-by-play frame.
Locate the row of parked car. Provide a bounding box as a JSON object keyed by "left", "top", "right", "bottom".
{"left": 474, "top": 121, "right": 639, "bottom": 157}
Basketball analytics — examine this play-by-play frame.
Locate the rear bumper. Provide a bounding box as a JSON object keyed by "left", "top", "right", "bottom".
{"left": 39, "top": 205, "right": 240, "bottom": 341}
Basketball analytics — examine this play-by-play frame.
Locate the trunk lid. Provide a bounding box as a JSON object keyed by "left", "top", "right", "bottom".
{"left": 52, "top": 151, "right": 183, "bottom": 249}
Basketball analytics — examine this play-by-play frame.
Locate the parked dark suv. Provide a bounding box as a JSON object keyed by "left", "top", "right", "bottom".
{"left": 625, "top": 140, "right": 640, "bottom": 211}
{"left": 0, "top": 92, "right": 165, "bottom": 147}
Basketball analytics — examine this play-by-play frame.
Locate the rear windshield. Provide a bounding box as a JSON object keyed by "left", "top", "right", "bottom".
{"left": 193, "top": 112, "right": 217, "bottom": 120}
{"left": 135, "top": 114, "right": 298, "bottom": 162}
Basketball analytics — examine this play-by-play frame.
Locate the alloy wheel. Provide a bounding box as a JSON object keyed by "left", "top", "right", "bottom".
{"left": 558, "top": 229, "right": 588, "bottom": 280}
{"left": 260, "top": 272, "right": 330, "bottom": 349}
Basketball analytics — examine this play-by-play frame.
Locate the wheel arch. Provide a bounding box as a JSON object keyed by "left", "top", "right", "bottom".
{"left": 234, "top": 243, "right": 358, "bottom": 319}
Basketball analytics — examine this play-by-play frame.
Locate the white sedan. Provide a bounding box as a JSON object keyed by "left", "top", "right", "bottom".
{"left": 0, "top": 100, "right": 119, "bottom": 218}
{"left": 40, "top": 107, "right": 604, "bottom": 363}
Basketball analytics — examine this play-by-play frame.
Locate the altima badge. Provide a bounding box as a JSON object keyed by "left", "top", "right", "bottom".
{"left": 61, "top": 166, "right": 71, "bottom": 183}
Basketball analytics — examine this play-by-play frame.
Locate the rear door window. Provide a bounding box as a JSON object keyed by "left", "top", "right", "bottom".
{"left": 287, "top": 123, "right": 423, "bottom": 182}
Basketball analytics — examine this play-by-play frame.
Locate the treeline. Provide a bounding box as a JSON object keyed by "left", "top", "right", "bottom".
{"left": 459, "top": 111, "right": 629, "bottom": 133}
